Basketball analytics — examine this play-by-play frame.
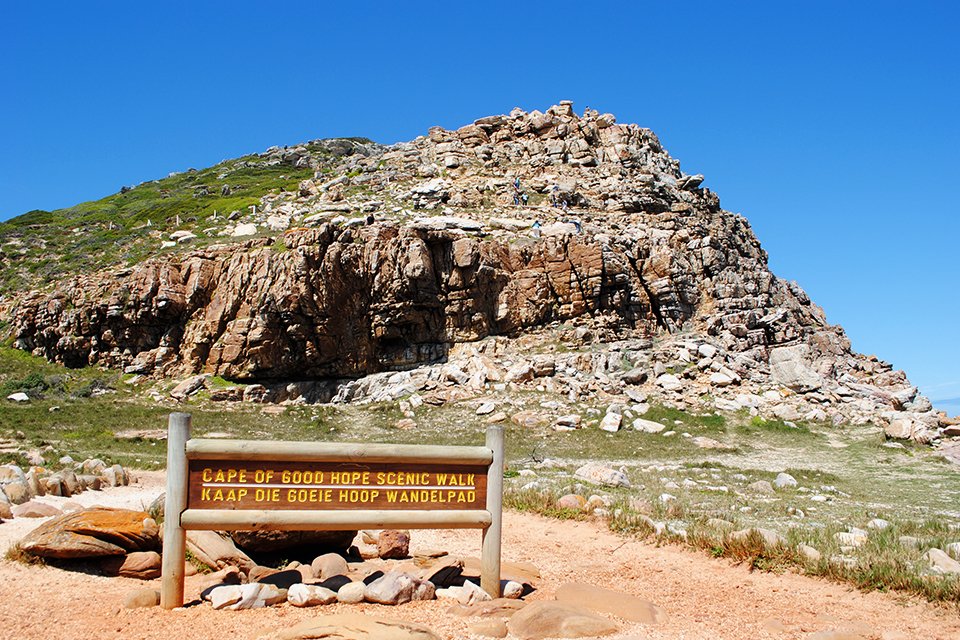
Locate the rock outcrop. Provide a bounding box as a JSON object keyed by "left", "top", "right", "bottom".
{"left": 9, "top": 103, "right": 950, "bottom": 440}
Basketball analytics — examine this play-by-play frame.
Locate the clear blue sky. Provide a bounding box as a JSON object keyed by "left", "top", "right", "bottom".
{"left": 2, "top": 2, "right": 958, "bottom": 412}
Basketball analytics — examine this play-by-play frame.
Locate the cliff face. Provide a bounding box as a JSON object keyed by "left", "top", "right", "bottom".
{"left": 9, "top": 102, "right": 945, "bottom": 440}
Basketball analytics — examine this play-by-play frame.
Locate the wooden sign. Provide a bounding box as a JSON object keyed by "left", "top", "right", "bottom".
{"left": 187, "top": 460, "right": 488, "bottom": 511}
{"left": 160, "top": 413, "right": 504, "bottom": 610}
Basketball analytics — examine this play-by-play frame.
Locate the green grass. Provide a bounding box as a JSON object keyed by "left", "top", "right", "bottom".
{"left": 0, "top": 139, "right": 375, "bottom": 297}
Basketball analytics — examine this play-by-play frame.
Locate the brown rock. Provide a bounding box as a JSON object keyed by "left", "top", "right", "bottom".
{"left": 123, "top": 588, "right": 160, "bottom": 609}
{"left": 11, "top": 501, "right": 61, "bottom": 518}
{"left": 378, "top": 529, "right": 411, "bottom": 559}
{"left": 447, "top": 598, "right": 527, "bottom": 618}
{"left": 186, "top": 529, "right": 255, "bottom": 572}
{"left": 556, "top": 494, "right": 586, "bottom": 510}
{"left": 468, "top": 619, "right": 508, "bottom": 638}
{"left": 0, "top": 501, "right": 12, "bottom": 520}
{"left": 555, "top": 582, "right": 667, "bottom": 624}
{"left": 462, "top": 557, "right": 541, "bottom": 588}
{"left": 2, "top": 481, "right": 32, "bottom": 505}
{"left": 506, "top": 601, "right": 618, "bottom": 639}
{"left": 19, "top": 508, "right": 160, "bottom": 559}
{"left": 311, "top": 552, "right": 349, "bottom": 580}
{"left": 118, "top": 551, "right": 162, "bottom": 579}
{"left": 248, "top": 565, "right": 281, "bottom": 582}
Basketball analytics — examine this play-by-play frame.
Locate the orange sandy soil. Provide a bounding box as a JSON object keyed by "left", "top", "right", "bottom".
{"left": 0, "top": 472, "right": 957, "bottom": 640}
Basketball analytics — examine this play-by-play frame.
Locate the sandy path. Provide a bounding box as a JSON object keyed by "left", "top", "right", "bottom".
{"left": 0, "top": 474, "right": 957, "bottom": 640}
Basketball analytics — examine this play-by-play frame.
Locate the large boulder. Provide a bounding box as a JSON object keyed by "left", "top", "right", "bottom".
{"left": 769, "top": 345, "right": 823, "bottom": 392}
{"left": 230, "top": 529, "right": 356, "bottom": 561}
{"left": 506, "top": 601, "right": 618, "bottom": 639}
{"left": 19, "top": 508, "right": 159, "bottom": 559}
{"left": 187, "top": 530, "right": 255, "bottom": 572}
{"left": 555, "top": 583, "right": 667, "bottom": 625}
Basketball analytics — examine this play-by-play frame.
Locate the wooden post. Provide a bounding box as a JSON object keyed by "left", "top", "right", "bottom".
{"left": 161, "top": 412, "right": 191, "bottom": 609}
{"left": 480, "top": 424, "right": 504, "bottom": 598}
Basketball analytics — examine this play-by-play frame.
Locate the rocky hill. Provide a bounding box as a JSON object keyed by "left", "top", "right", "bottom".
{"left": 6, "top": 102, "right": 956, "bottom": 445}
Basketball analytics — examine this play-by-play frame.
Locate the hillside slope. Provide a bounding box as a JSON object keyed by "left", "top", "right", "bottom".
{"left": 6, "top": 102, "right": 953, "bottom": 442}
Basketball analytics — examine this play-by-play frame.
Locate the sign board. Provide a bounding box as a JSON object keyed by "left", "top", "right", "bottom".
{"left": 159, "top": 413, "right": 504, "bottom": 609}
{"left": 188, "top": 461, "right": 488, "bottom": 511}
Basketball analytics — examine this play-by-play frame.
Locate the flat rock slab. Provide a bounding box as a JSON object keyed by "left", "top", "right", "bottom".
{"left": 555, "top": 582, "right": 668, "bottom": 624}
{"left": 506, "top": 601, "right": 618, "bottom": 640}
{"left": 447, "top": 598, "right": 527, "bottom": 618}
{"left": 186, "top": 529, "right": 255, "bottom": 572}
{"left": 258, "top": 613, "right": 440, "bottom": 640}
{"left": 11, "top": 501, "right": 62, "bottom": 518}
{"left": 19, "top": 508, "right": 159, "bottom": 559}
{"left": 461, "top": 557, "right": 541, "bottom": 588}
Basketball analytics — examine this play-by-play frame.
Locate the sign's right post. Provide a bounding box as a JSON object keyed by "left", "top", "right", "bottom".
{"left": 481, "top": 423, "right": 504, "bottom": 598}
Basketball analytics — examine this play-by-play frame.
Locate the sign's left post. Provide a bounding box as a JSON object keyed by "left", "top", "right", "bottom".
{"left": 160, "top": 412, "right": 191, "bottom": 609}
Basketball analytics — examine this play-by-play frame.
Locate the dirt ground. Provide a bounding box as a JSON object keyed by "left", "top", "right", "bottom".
{"left": 1, "top": 472, "right": 958, "bottom": 640}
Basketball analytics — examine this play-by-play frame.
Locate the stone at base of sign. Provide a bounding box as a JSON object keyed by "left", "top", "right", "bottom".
{"left": 288, "top": 583, "right": 337, "bottom": 607}
{"left": 378, "top": 529, "right": 411, "bottom": 559}
{"left": 210, "top": 583, "right": 287, "bottom": 610}
{"left": 365, "top": 571, "right": 435, "bottom": 605}
{"left": 337, "top": 581, "right": 366, "bottom": 604}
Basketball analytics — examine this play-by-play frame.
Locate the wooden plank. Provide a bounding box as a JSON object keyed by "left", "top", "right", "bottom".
{"left": 481, "top": 424, "right": 504, "bottom": 598}
{"left": 187, "top": 460, "right": 487, "bottom": 511}
{"left": 186, "top": 439, "right": 492, "bottom": 465}
{"left": 180, "top": 508, "right": 492, "bottom": 531}
{"left": 160, "top": 413, "right": 190, "bottom": 610}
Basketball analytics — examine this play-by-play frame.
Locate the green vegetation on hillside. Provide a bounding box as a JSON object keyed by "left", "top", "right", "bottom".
{"left": 0, "top": 140, "right": 369, "bottom": 297}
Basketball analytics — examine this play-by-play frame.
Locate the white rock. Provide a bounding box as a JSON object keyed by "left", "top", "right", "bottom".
{"left": 232, "top": 223, "right": 258, "bottom": 237}
{"left": 798, "top": 544, "right": 822, "bottom": 562}
{"left": 599, "top": 413, "right": 622, "bottom": 432}
{"left": 698, "top": 344, "right": 718, "bottom": 358}
{"left": 655, "top": 374, "right": 683, "bottom": 392}
{"left": 476, "top": 402, "right": 496, "bottom": 415}
{"left": 926, "top": 548, "right": 960, "bottom": 575}
{"left": 504, "top": 362, "right": 533, "bottom": 383}
{"left": 709, "top": 372, "right": 735, "bottom": 387}
{"left": 773, "top": 472, "right": 798, "bottom": 489}
{"left": 457, "top": 580, "right": 492, "bottom": 605}
{"left": 502, "top": 581, "right": 523, "bottom": 599}
{"left": 632, "top": 418, "right": 667, "bottom": 433}
{"left": 835, "top": 531, "right": 867, "bottom": 548}
{"left": 288, "top": 583, "right": 337, "bottom": 607}
{"left": 6, "top": 392, "right": 29, "bottom": 402}
{"left": 574, "top": 462, "right": 630, "bottom": 487}
{"left": 336, "top": 581, "right": 366, "bottom": 604}
{"left": 209, "top": 585, "right": 243, "bottom": 609}
{"left": 230, "top": 583, "right": 285, "bottom": 610}
{"left": 769, "top": 344, "right": 823, "bottom": 392}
